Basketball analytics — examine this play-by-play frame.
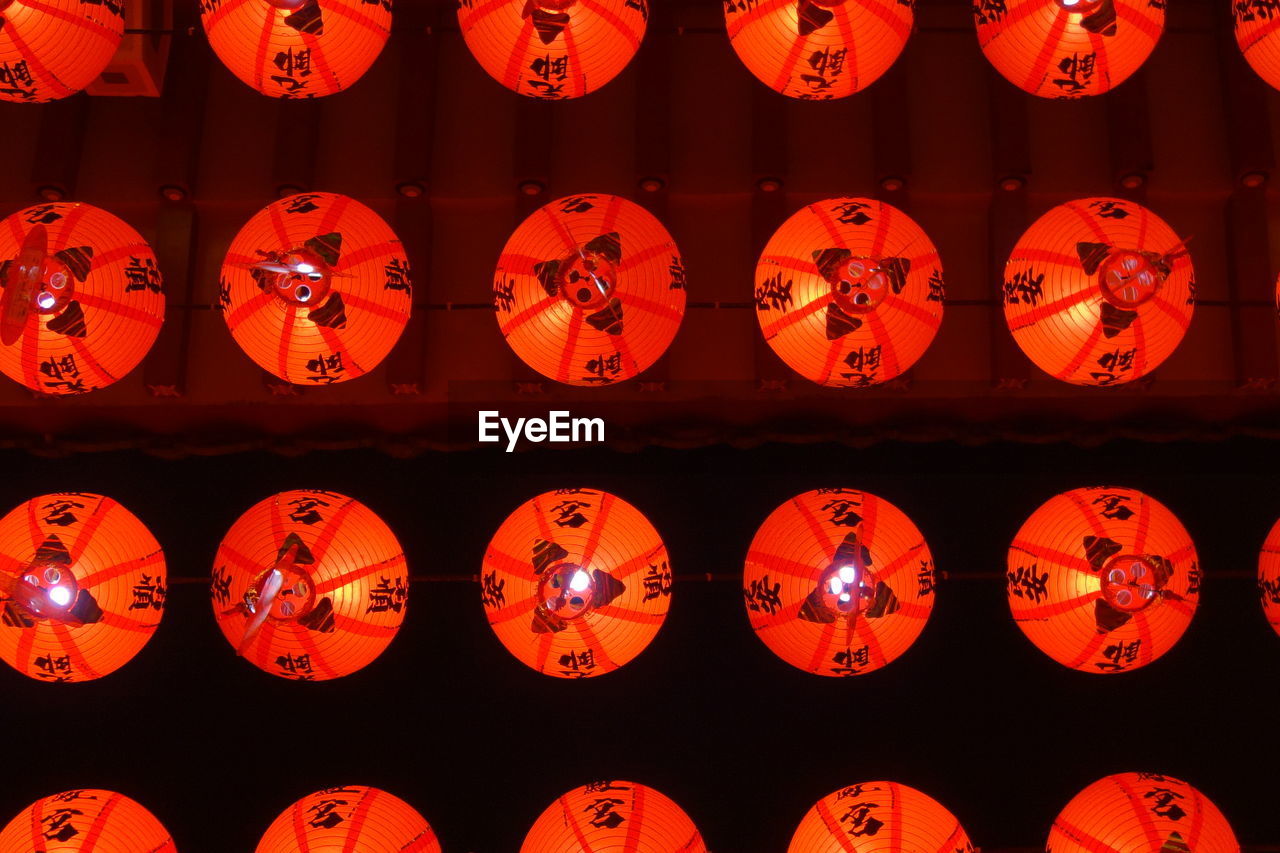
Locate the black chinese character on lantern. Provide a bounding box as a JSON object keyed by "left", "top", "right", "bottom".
{"left": 550, "top": 498, "right": 593, "bottom": 528}
{"left": 839, "top": 801, "right": 884, "bottom": 837}
{"left": 1092, "top": 493, "right": 1135, "bottom": 521}
{"left": 1006, "top": 564, "right": 1049, "bottom": 603}
{"left": 559, "top": 196, "right": 596, "bottom": 214}
{"left": 284, "top": 194, "right": 322, "bottom": 215}
{"left": 642, "top": 561, "right": 673, "bottom": 601}
{"left": 583, "top": 797, "right": 626, "bottom": 829}
{"left": 926, "top": 270, "right": 945, "bottom": 302}
{"left": 384, "top": 258, "right": 411, "bottom": 295}
{"left": 582, "top": 352, "right": 623, "bottom": 384}
{"left": 287, "top": 495, "right": 331, "bottom": 525}
{"left": 840, "top": 346, "right": 883, "bottom": 385}
{"left": 1090, "top": 347, "right": 1138, "bottom": 386}
{"left": 493, "top": 277, "right": 516, "bottom": 312}
{"left": 830, "top": 645, "right": 870, "bottom": 676}
{"left": 0, "top": 60, "right": 37, "bottom": 101}
{"left": 124, "top": 256, "right": 163, "bottom": 294}
{"left": 304, "top": 352, "right": 347, "bottom": 384}
{"left": 41, "top": 808, "right": 83, "bottom": 842}
{"left": 34, "top": 653, "right": 74, "bottom": 682}
{"left": 41, "top": 498, "right": 85, "bottom": 527}
{"left": 831, "top": 201, "right": 872, "bottom": 226}
{"left": 481, "top": 570, "right": 506, "bottom": 609}
{"left": 1095, "top": 638, "right": 1142, "bottom": 671}
{"left": 1143, "top": 787, "right": 1187, "bottom": 821}
{"left": 822, "top": 498, "right": 863, "bottom": 528}
{"left": 1052, "top": 52, "right": 1097, "bottom": 95}
{"left": 129, "top": 574, "right": 167, "bottom": 611}
{"left": 1004, "top": 268, "right": 1045, "bottom": 306}
{"left": 39, "top": 355, "right": 86, "bottom": 394}
{"left": 559, "top": 648, "right": 597, "bottom": 678}
{"left": 744, "top": 575, "right": 783, "bottom": 615}
{"left": 366, "top": 576, "right": 407, "bottom": 614}
{"left": 1089, "top": 200, "right": 1131, "bottom": 220}
{"left": 755, "top": 272, "right": 794, "bottom": 312}
{"left": 669, "top": 256, "right": 687, "bottom": 290}
{"left": 972, "top": 0, "right": 1007, "bottom": 25}
{"left": 917, "top": 560, "right": 936, "bottom": 596}
{"left": 277, "top": 652, "right": 314, "bottom": 677}
{"left": 307, "top": 798, "right": 350, "bottom": 830}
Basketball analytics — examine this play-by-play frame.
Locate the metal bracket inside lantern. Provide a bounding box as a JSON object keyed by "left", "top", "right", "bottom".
{"left": 235, "top": 533, "right": 317, "bottom": 655}
{"left": 0, "top": 225, "right": 49, "bottom": 346}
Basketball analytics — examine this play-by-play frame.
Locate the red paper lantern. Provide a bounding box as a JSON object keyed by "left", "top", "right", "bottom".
{"left": 495, "top": 194, "right": 685, "bottom": 387}
{"left": 201, "top": 0, "right": 391, "bottom": 98}
{"left": 0, "top": 0, "right": 123, "bottom": 103}
{"left": 220, "top": 192, "right": 411, "bottom": 386}
{"left": 744, "top": 489, "right": 935, "bottom": 676}
{"left": 1259, "top": 517, "right": 1280, "bottom": 637}
{"left": 256, "top": 786, "right": 439, "bottom": 853}
{"left": 0, "top": 789, "right": 175, "bottom": 852}
{"left": 212, "top": 489, "right": 408, "bottom": 680}
{"left": 459, "top": 0, "right": 646, "bottom": 99}
{"left": 725, "top": 0, "right": 913, "bottom": 99}
{"left": 1008, "top": 486, "right": 1199, "bottom": 673}
{"left": 756, "top": 197, "right": 944, "bottom": 387}
{"left": 521, "top": 781, "right": 706, "bottom": 852}
{"left": 1049, "top": 773, "right": 1239, "bottom": 853}
{"left": 482, "top": 488, "right": 671, "bottom": 678}
{"left": 0, "top": 493, "right": 166, "bottom": 683}
{"left": 789, "top": 781, "right": 973, "bottom": 853}
{"left": 0, "top": 202, "right": 165, "bottom": 396}
{"left": 1004, "top": 197, "right": 1193, "bottom": 386}
{"left": 974, "top": 0, "right": 1163, "bottom": 98}
{"left": 1235, "top": 2, "right": 1280, "bottom": 92}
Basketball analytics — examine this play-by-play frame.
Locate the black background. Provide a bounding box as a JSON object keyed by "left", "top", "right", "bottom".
{"left": 0, "top": 436, "right": 1276, "bottom": 851}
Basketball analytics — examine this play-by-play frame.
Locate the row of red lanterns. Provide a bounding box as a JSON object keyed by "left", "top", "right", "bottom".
{"left": 0, "top": 193, "right": 1215, "bottom": 394}
{"left": 2, "top": 486, "right": 1277, "bottom": 684}
{"left": 1, "top": 0, "right": 1277, "bottom": 102}
{"left": 0, "top": 772, "right": 1243, "bottom": 852}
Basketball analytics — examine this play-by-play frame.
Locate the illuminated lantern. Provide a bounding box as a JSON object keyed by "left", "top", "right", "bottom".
{"left": 1259, "top": 517, "right": 1280, "bottom": 637}
{"left": 974, "top": 0, "right": 1162, "bottom": 98}
{"left": 1049, "top": 773, "right": 1239, "bottom": 853}
{"left": 0, "top": 203, "right": 165, "bottom": 396}
{"left": 201, "top": 0, "right": 391, "bottom": 98}
{"left": 744, "top": 489, "right": 935, "bottom": 676}
{"left": 789, "top": 781, "right": 973, "bottom": 853}
{"left": 0, "top": 789, "right": 175, "bottom": 852}
{"left": 482, "top": 488, "right": 671, "bottom": 678}
{"left": 0, "top": 493, "right": 165, "bottom": 683}
{"left": 756, "top": 197, "right": 943, "bottom": 387}
{"left": 220, "top": 192, "right": 411, "bottom": 386}
{"left": 1235, "top": 3, "right": 1280, "bottom": 92}
{"left": 257, "top": 786, "right": 439, "bottom": 852}
{"left": 212, "top": 489, "right": 408, "bottom": 680}
{"left": 521, "top": 781, "right": 705, "bottom": 852}
{"left": 0, "top": 0, "right": 123, "bottom": 103}
{"left": 494, "top": 194, "right": 685, "bottom": 387}
{"left": 725, "top": 0, "right": 912, "bottom": 99}
{"left": 1008, "top": 486, "right": 1198, "bottom": 673}
{"left": 459, "top": 0, "right": 645, "bottom": 100}
{"left": 1004, "top": 197, "right": 1193, "bottom": 386}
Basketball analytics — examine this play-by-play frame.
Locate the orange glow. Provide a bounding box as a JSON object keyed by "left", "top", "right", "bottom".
{"left": 0, "top": 203, "right": 165, "bottom": 396}
{"left": 789, "top": 781, "right": 973, "bottom": 853}
{"left": 1007, "top": 486, "right": 1199, "bottom": 673}
{"left": 0, "top": 789, "right": 175, "bottom": 851}
{"left": 521, "top": 781, "right": 706, "bottom": 852}
{"left": 0, "top": 493, "right": 166, "bottom": 683}
{"left": 1235, "top": 2, "right": 1280, "bottom": 91}
{"left": 459, "top": 0, "right": 646, "bottom": 99}
{"left": 725, "top": 0, "right": 913, "bottom": 99}
{"left": 744, "top": 489, "right": 935, "bottom": 676}
{"left": 201, "top": 0, "right": 391, "bottom": 98}
{"left": 1259, "top": 517, "right": 1280, "bottom": 637}
{"left": 220, "top": 192, "right": 411, "bottom": 386}
{"left": 1049, "top": 773, "right": 1239, "bottom": 853}
{"left": 756, "top": 197, "right": 944, "bottom": 387}
{"left": 482, "top": 488, "right": 671, "bottom": 678}
{"left": 974, "top": 0, "right": 1162, "bottom": 98}
{"left": 495, "top": 194, "right": 685, "bottom": 387}
{"left": 1003, "top": 197, "right": 1193, "bottom": 386}
{"left": 256, "top": 786, "right": 439, "bottom": 853}
{"left": 212, "top": 489, "right": 408, "bottom": 680}
{"left": 0, "top": 0, "right": 123, "bottom": 103}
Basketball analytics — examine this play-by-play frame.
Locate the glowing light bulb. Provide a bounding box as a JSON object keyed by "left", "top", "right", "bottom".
{"left": 36, "top": 292, "right": 56, "bottom": 310}
{"left": 295, "top": 262, "right": 315, "bottom": 274}
{"left": 48, "top": 585, "right": 71, "bottom": 607}
{"left": 569, "top": 570, "right": 591, "bottom": 593}
{"left": 828, "top": 577, "right": 843, "bottom": 595}
{"left": 838, "top": 565, "right": 857, "bottom": 584}
{"left": 838, "top": 593, "right": 851, "bottom": 603}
